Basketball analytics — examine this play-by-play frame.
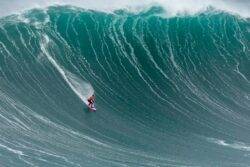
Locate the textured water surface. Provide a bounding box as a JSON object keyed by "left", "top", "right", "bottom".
{"left": 0, "top": 5, "right": 250, "bottom": 167}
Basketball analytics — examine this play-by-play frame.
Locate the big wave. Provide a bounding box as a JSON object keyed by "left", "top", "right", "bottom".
{"left": 0, "top": 5, "right": 250, "bottom": 166}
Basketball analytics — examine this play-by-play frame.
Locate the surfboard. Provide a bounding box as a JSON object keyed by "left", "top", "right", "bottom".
{"left": 88, "top": 105, "right": 96, "bottom": 111}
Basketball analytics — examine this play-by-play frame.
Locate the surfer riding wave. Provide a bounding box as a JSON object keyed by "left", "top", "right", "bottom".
{"left": 87, "top": 94, "right": 95, "bottom": 110}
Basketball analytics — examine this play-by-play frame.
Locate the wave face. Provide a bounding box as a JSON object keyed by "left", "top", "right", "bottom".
{"left": 0, "top": 6, "right": 250, "bottom": 166}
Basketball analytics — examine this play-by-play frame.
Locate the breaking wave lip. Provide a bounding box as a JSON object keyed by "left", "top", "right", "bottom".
{"left": 0, "top": 0, "right": 250, "bottom": 18}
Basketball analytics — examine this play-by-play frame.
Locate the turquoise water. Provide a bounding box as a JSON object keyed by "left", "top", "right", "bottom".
{"left": 0, "top": 6, "right": 250, "bottom": 166}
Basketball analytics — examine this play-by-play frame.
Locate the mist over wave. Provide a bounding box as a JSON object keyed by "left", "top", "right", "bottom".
{"left": 0, "top": 0, "right": 250, "bottom": 18}
{"left": 0, "top": 4, "right": 250, "bottom": 167}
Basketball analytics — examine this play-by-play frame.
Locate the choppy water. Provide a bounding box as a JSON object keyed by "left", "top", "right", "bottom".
{"left": 0, "top": 5, "right": 250, "bottom": 167}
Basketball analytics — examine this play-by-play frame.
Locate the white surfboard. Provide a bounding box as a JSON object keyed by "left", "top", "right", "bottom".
{"left": 87, "top": 103, "right": 96, "bottom": 111}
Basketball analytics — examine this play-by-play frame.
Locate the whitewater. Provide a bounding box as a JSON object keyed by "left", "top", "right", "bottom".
{"left": 0, "top": 0, "right": 250, "bottom": 166}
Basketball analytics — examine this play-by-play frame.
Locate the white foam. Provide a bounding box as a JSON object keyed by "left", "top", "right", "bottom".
{"left": 0, "top": 0, "right": 249, "bottom": 18}
{"left": 207, "top": 137, "right": 250, "bottom": 151}
{"left": 40, "top": 35, "right": 94, "bottom": 104}
{"left": 0, "top": 143, "right": 23, "bottom": 155}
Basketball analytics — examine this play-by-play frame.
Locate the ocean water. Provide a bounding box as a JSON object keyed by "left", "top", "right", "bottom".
{"left": 0, "top": 3, "right": 250, "bottom": 167}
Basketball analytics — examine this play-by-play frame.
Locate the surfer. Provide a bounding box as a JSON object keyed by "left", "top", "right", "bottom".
{"left": 87, "top": 94, "right": 95, "bottom": 109}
